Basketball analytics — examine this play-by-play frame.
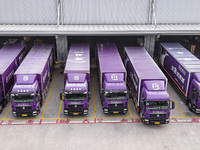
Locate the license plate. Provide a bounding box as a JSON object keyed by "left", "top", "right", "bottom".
{"left": 73, "top": 113, "right": 79, "bottom": 115}
{"left": 113, "top": 111, "right": 119, "bottom": 114}
{"left": 22, "top": 114, "right": 27, "bottom": 117}
{"left": 154, "top": 122, "right": 160, "bottom": 125}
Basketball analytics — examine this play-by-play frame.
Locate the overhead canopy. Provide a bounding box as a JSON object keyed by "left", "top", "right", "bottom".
{"left": 1, "top": 25, "right": 200, "bottom": 36}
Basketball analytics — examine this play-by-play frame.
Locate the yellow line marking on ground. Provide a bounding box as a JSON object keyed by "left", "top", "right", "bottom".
{"left": 93, "top": 78, "right": 96, "bottom": 119}
{"left": 4, "top": 118, "right": 40, "bottom": 121}
{"left": 184, "top": 116, "right": 200, "bottom": 118}
{"left": 2, "top": 105, "right": 11, "bottom": 120}
{"left": 57, "top": 101, "right": 63, "bottom": 119}
{"left": 128, "top": 101, "right": 133, "bottom": 119}
{"left": 59, "top": 117, "right": 94, "bottom": 120}
{"left": 167, "top": 90, "right": 185, "bottom": 118}
{"left": 170, "top": 116, "right": 185, "bottom": 118}
{"left": 96, "top": 116, "right": 138, "bottom": 119}
{"left": 41, "top": 77, "right": 56, "bottom": 119}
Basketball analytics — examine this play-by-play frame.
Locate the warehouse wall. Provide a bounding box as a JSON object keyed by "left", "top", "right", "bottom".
{"left": 0, "top": 0, "right": 57, "bottom": 24}
{"left": 62, "top": 0, "right": 149, "bottom": 24}
{"left": 156, "top": 0, "right": 200, "bottom": 24}
{"left": 0, "top": 0, "right": 200, "bottom": 25}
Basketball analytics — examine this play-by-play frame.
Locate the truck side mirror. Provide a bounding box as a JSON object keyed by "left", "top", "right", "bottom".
{"left": 128, "top": 91, "right": 131, "bottom": 99}
{"left": 89, "top": 92, "right": 91, "bottom": 99}
{"left": 140, "top": 102, "right": 144, "bottom": 109}
{"left": 7, "top": 94, "right": 11, "bottom": 102}
{"left": 171, "top": 100, "right": 175, "bottom": 109}
{"left": 60, "top": 93, "right": 63, "bottom": 101}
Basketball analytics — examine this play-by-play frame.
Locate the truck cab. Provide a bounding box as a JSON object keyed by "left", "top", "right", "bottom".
{"left": 10, "top": 75, "right": 41, "bottom": 117}
{"left": 60, "top": 73, "right": 90, "bottom": 115}
{"left": 102, "top": 73, "right": 128, "bottom": 114}
{"left": 139, "top": 80, "right": 174, "bottom": 124}
{"left": 188, "top": 73, "right": 200, "bottom": 113}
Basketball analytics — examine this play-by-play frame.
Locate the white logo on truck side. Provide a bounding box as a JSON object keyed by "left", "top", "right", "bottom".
{"left": 6, "top": 69, "right": 14, "bottom": 83}
{"left": 111, "top": 74, "right": 118, "bottom": 80}
{"left": 23, "top": 76, "right": 29, "bottom": 81}
{"left": 152, "top": 83, "right": 160, "bottom": 90}
{"left": 74, "top": 76, "right": 79, "bottom": 81}
{"left": 75, "top": 54, "right": 83, "bottom": 57}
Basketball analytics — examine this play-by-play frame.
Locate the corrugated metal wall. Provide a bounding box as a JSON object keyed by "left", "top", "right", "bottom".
{"left": 0, "top": 0, "right": 57, "bottom": 24}
{"left": 156, "top": 0, "right": 200, "bottom": 24}
{"left": 0, "top": 0, "right": 199, "bottom": 25}
{"left": 62, "top": 0, "right": 149, "bottom": 25}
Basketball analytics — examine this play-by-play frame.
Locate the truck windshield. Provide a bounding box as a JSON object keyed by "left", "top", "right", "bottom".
{"left": 105, "top": 91, "right": 126, "bottom": 100}
{"left": 147, "top": 101, "right": 169, "bottom": 111}
{"left": 12, "top": 93, "right": 34, "bottom": 103}
{"left": 65, "top": 93, "right": 86, "bottom": 101}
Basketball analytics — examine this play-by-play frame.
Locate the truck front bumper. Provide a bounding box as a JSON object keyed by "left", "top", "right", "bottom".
{"left": 103, "top": 107, "right": 128, "bottom": 114}
{"left": 143, "top": 118, "right": 170, "bottom": 124}
{"left": 12, "top": 110, "right": 39, "bottom": 117}
{"left": 64, "top": 108, "right": 88, "bottom": 115}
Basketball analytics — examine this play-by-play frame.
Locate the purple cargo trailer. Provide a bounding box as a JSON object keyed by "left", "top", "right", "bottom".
{"left": 60, "top": 43, "right": 90, "bottom": 115}
{"left": 10, "top": 44, "right": 54, "bottom": 117}
{"left": 97, "top": 43, "right": 128, "bottom": 114}
{"left": 160, "top": 43, "right": 200, "bottom": 113}
{"left": 125, "top": 47, "right": 174, "bottom": 124}
{"left": 0, "top": 43, "right": 26, "bottom": 113}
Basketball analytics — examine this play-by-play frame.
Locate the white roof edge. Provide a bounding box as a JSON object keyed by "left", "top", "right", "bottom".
{"left": 1, "top": 25, "right": 200, "bottom": 35}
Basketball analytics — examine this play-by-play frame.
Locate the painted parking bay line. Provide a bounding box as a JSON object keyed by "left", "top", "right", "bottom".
{"left": 2, "top": 105, "right": 11, "bottom": 121}
{"left": 93, "top": 78, "right": 97, "bottom": 121}
{"left": 167, "top": 90, "right": 185, "bottom": 118}
{"left": 41, "top": 77, "right": 56, "bottom": 119}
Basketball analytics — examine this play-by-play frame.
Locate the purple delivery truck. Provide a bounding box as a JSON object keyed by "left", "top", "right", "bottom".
{"left": 160, "top": 43, "right": 200, "bottom": 113}
{"left": 60, "top": 43, "right": 90, "bottom": 115}
{"left": 97, "top": 43, "right": 128, "bottom": 114}
{"left": 10, "top": 44, "right": 54, "bottom": 117}
{"left": 0, "top": 43, "right": 26, "bottom": 113}
{"left": 125, "top": 47, "right": 175, "bottom": 124}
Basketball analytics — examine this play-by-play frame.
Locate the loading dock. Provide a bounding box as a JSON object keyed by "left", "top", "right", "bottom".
{"left": 0, "top": 64, "right": 200, "bottom": 125}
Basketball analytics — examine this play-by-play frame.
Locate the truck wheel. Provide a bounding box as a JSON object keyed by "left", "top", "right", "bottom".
{"left": 0, "top": 104, "right": 3, "bottom": 114}
{"left": 37, "top": 104, "right": 41, "bottom": 114}
{"left": 187, "top": 101, "right": 193, "bottom": 112}
{"left": 139, "top": 111, "right": 144, "bottom": 122}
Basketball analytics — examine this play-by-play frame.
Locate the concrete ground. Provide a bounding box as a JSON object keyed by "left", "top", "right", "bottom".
{"left": 0, "top": 65, "right": 200, "bottom": 149}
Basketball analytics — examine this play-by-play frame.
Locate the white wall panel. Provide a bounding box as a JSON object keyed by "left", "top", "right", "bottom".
{"left": 0, "top": 0, "right": 57, "bottom": 24}
{"left": 156, "top": 0, "right": 200, "bottom": 24}
{"left": 62, "top": 0, "right": 149, "bottom": 25}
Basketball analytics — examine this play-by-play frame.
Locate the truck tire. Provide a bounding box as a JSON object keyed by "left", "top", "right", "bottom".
{"left": 0, "top": 103, "right": 3, "bottom": 114}
{"left": 37, "top": 103, "right": 41, "bottom": 114}
{"left": 187, "top": 100, "right": 193, "bottom": 112}
{"left": 139, "top": 110, "right": 144, "bottom": 122}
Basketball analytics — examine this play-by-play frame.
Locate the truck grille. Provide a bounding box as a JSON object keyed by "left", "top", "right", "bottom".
{"left": 108, "top": 103, "right": 124, "bottom": 107}
{"left": 68, "top": 104, "right": 84, "bottom": 108}
{"left": 150, "top": 114, "right": 166, "bottom": 118}
{"left": 16, "top": 106, "right": 32, "bottom": 110}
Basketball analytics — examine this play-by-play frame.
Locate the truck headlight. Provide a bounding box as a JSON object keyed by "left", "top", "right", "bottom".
{"left": 166, "top": 118, "right": 170, "bottom": 121}
{"left": 64, "top": 110, "right": 68, "bottom": 113}
{"left": 84, "top": 109, "right": 88, "bottom": 112}
{"left": 104, "top": 109, "right": 108, "bottom": 112}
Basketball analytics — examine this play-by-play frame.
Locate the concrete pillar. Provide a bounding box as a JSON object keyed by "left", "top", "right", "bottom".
{"left": 144, "top": 35, "right": 156, "bottom": 57}
{"left": 55, "top": 35, "right": 68, "bottom": 62}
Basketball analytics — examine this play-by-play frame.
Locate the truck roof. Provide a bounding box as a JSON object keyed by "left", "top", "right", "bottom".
{"left": 64, "top": 43, "right": 90, "bottom": 74}
{"left": 15, "top": 44, "right": 53, "bottom": 75}
{"left": 97, "top": 43, "right": 126, "bottom": 73}
{"left": 125, "top": 47, "right": 167, "bottom": 80}
{"left": 161, "top": 43, "right": 200, "bottom": 72}
{"left": 0, "top": 43, "right": 25, "bottom": 74}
